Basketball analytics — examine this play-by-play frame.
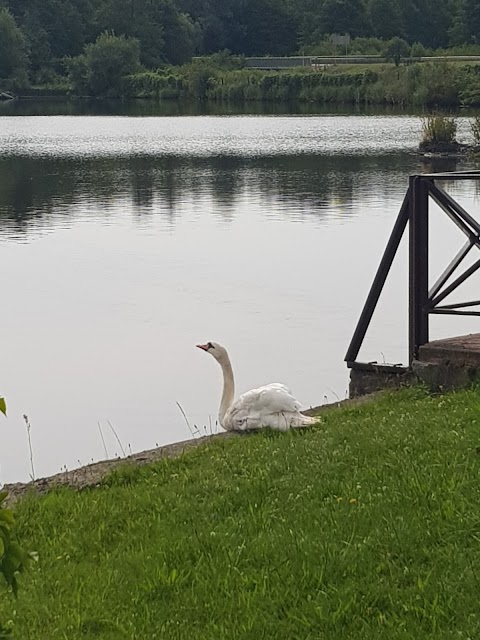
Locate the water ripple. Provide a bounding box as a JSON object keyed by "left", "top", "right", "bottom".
{"left": 0, "top": 115, "right": 431, "bottom": 158}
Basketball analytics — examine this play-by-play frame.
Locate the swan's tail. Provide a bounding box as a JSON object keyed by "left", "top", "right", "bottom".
{"left": 291, "top": 413, "right": 318, "bottom": 428}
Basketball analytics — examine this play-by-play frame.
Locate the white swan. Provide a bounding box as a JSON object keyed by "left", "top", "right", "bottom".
{"left": 197, "top": 341, "right": 316, "bottom": 432}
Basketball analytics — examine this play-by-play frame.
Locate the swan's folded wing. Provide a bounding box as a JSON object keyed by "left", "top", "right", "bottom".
{"left": 261, "top": 383, "right": 293, "bottom": 395}
{"left": 230, "top": 383, "right": 302, "bottom": 418}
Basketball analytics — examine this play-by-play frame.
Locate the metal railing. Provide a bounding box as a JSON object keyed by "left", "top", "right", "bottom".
{"left": 345, "top": 171, "right": 480, "bottom": 370}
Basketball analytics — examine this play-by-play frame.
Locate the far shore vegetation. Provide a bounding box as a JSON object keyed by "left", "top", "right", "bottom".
{"left": 3, "top": 387, "right": 480, "bottom": 638}
{"left": 2, "top": 0, "right": 480, "bottom": 109}
{"left": 5, "top": 48, "right": 480, "bottom": 112}
{"left": 4, "top": 44, "right": 480, "bottom": 110}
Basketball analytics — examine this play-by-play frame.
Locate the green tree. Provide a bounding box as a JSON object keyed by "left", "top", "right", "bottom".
{"left": 160, "top": 2, "right": 197, "bottom": 65}
{"left": 14, "top": 0, "right": 86, "bottom": 60}
{"left": 82, "top": 32, "right": 140, "bottom": 97}
{"left": 463, "top": 0, "right": 480, "bottom": 42}
{"left": 94, "top": 0, "right": 164, "bottom": 66}
{"left": 0, "top": 8, "right": 28, "bottom": 84}
{"left": 63, "top": 53, "right": 89, "bottom": 94}
{"left": 400, "top": 0, "right": 452, "bottom": 48}
{"left": 448, "top": 0, "right": 468, "bottom": 45}
{"left": 22, "top": 10, "right": 52, "bottom": 81}
{"left": 94, "top": 0, "right": 197, "bottom": 66}
{"left": 174, "top": 0, "right": 247, "bottom": 54}
{"left": 367, "top": 0, "right": 404, "bottom": 40}
{"left": 319, "top": 0, "right": 365, "bottom": 37}
{"left": 236, "top": 0, "right": 297, "bottom": 55}
{"left": 385, "top": 36, "right": 410, "bottom": 65}
{"left": 0, "top": 0, "right": 472, "bottom": 76}
{"left": 47, "top": 0, "right": 86, "bottom": 58}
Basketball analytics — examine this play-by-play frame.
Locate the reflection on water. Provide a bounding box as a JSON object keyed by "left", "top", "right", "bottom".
{"left": 0, "top": 113, "right": 478, "bottom": 484}
{"left": 0, "top": 153, "right": 422, "bottom": 238}
{"left": 0, "top": 98, "right": 428, "bottom": 118}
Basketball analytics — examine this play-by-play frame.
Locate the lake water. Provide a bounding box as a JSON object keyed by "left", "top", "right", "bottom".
{"left": 1, "top": 101, "right": 479, "bottom": 484}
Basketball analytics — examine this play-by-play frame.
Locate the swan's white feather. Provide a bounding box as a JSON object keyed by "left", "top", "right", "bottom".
{"left": 197, "top": 341, "right": 316, "bottom": 433}
{"left": 223, "top": 382, "right": 315, "bottom": 432}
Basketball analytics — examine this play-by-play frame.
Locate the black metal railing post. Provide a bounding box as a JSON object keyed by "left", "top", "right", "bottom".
{"left": 344, "top": 193, "right": 409, "bottom": 364}
{"left": 409, "top": 175, "right": 430, "bottom": 363}
{"left": 346, "top": 170, "right": 480, "bottom": 372}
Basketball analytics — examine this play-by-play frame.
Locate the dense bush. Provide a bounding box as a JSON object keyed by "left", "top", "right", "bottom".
{"left": 65, "top": 32, "right": 141, "bottom": 97}
{"left": 0, "top": 400, "right": 35, "bottom": 638}
{"left": 116, "top": 58, "right": 478, "bottom": 108}
{"left": 125, "top": 71, "right": 181, "bottom": 99}
{"left": 0, "top": 491, "right": 34, "bottom": 638}
{"left": 180, "top": 61, "right": 216, "bottom": 100}
{"left": 458, "top": 65, "right": 480, "bottom": 106}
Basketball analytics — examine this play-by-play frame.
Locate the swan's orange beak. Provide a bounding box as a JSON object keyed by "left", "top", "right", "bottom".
{"left": 196, "top": 343, "right": 209, "bottom": 351}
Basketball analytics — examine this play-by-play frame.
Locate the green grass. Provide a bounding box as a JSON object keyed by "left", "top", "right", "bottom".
{"left": 3, "top": 387, "right": 480, "bottom": 639}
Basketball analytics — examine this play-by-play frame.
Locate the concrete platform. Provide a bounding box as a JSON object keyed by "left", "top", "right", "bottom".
{"left": 349, "top": 334, "right": 480, "bottom": 397}
{"left": 418, "top": 333, "right": 480, "bottom": 367}
{"left": 413, "top": 333, "right": 480, "bottom": 390}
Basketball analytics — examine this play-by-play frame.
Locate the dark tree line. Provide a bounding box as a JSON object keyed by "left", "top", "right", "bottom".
{"left": 0, "top": 0, "right": 480, "bottom": 84}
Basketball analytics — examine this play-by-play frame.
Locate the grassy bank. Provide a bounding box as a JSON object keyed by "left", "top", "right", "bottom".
{"left": 9, "top": 60, "right": 480, "bottom": 108}
{"left": 125, "top": 60, "right": 480, "bottom": 108}
{"left": 2, "top": 387, "right": 480, "bottom": 638}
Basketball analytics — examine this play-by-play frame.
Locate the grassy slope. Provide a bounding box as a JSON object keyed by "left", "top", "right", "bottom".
{"left": 3, "top": 387, "right": 480, "bottom": 639}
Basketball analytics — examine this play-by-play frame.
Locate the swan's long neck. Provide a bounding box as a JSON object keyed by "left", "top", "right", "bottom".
{"left": 218, "top": 353, "right": 235, "bottom": 426}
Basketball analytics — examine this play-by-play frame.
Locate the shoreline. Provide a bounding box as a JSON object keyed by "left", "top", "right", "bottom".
{"left": 3, "top": 393, "right": 378, "bottom": 504}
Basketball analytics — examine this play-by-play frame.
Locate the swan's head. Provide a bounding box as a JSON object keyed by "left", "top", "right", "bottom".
{"left": 196, "top": 341, "right": 228, "bottom": 363}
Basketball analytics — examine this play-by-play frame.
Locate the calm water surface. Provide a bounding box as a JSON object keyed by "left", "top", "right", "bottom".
{"left": 1, "top": 106, "right": 479, "bottom": 483}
